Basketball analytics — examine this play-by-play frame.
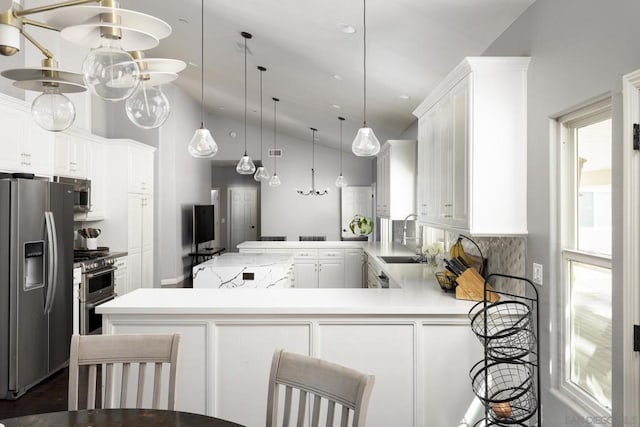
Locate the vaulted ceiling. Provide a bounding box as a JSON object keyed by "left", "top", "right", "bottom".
{"left": 122, "top": 0, "right": 535, "bottom": 149}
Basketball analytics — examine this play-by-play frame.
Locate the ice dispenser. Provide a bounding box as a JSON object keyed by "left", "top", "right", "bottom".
{"left": 24, "top": 241, "right": 44, "bottom": 290}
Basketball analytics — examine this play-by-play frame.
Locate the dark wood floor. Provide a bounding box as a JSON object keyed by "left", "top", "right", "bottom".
{"left": 0, "top": 367, "right": 69, "bottom": 420}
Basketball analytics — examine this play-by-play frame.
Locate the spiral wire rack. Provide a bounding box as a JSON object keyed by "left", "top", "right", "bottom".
{"left": 469, "top": 273, "right": 541, "bottom": 426}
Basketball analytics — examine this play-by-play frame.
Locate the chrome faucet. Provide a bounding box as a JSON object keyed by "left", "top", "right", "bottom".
{"left": 401, "top": 213, "right": 418, "bottom": 245}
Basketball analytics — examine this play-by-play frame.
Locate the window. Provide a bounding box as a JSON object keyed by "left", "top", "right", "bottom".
{"left": 559, "top": 100, "right": 612, "bottom": 412}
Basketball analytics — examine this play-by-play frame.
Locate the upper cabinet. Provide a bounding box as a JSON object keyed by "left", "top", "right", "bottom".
{"left": 413, "top": 57, "right": 530, "bottom": 236}
{"left": 54, "top": 132, "right": 88, "bottom": 178}
{"left": 128, "top": 143, "right": 154, "bottom": 194}
{"left": 376, "top": 140, "right": 416, "bottom": 219}
{"left": 0, "top": 95, "right": 53, "bottom": 176}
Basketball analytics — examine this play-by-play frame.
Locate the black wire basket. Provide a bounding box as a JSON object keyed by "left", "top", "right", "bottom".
{"left": 469, "top": 300, "right": 536, "bottom": 361}
{"left": 473, "top": 418, "right": 529, "bottom": 427}
{"left": 469, "top": 360, "right": 537, "bottom": 425}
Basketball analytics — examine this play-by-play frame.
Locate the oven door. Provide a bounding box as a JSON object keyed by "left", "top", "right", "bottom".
{"left": 80, "top": 294, "right": 116, "bottom": 335}
{"left": 82, "top": 266, "right": 115, "bottom": 302}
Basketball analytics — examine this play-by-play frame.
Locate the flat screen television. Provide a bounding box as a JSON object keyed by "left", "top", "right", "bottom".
{"left": 193, "top": 204, "right": 215, "bottom": 246}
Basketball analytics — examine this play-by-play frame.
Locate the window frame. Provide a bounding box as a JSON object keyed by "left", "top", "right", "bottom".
{"left": 555, "top": 98, "right": 613, "bottom": 417}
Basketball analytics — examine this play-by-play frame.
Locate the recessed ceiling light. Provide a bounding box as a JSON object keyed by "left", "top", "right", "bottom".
{"left": 399, "top": 94, "right": 411, "bottom": 100}
{"left": 332, "top": 74, "right": 343, "bottom": 81}
{"left": 229, "top": 131, "right": 237, "bottom": 138}
{"left": 178, "top": 18, "right": 189, "bottom": 24}
{"left": 337, "top": 23, "right": 356, "bottom": 34}
{"left": 188, "top": 61, "right": 198, "bottom": 67}
{"left": 331, "top": 104, "right": 341, "bottom": 109}
{"left": 218, "top": 106, "right": 225, "bottom": 110}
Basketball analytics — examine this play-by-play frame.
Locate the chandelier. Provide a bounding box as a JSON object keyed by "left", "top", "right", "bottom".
{"left": 297, "top": 127, "right": 329, "bottom": 196}
{"left": 0, "top": 0, "right": 182, "bottom": 131}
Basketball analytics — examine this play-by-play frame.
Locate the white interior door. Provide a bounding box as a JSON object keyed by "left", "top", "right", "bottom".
{"left": 228, "top": 187, "right": 258, "bottom": 251}
{"left": 211, "top": 188, "right": 221, "bottom": 248}
{"left": 341, "top": 186, "right": 373, "bottom": 239}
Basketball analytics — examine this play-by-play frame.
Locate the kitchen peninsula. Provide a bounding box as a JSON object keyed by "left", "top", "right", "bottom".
{"left": 192, "top": 253, "right": 294, "bottom": 288}
{"left": 98, "top": 242, "right": 482, "bottom": 427}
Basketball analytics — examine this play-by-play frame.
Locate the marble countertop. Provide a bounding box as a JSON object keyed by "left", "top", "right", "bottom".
{"left": 98, "top": 242, "right": 476, "bottom": 316}
{"left": 196, "top": 252, "right": 293, "bottom": 267}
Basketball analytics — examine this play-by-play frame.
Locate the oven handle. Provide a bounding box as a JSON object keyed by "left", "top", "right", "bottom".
{"left": 85, "top": 266, "right": 117, "bottom": 279}
{"left": 85, "top": 294, "right": 116, "bottom": 310}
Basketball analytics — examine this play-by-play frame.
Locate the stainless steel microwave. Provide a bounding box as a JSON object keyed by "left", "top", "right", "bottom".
{"left": 53, "top": 176, "right": 91, "bottom": 213}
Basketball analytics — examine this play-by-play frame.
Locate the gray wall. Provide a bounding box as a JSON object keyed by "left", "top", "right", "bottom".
{"left": 482, "top": 0, "right": 637, "bottom": 423}
{"left": 211, "top": 165, "right": 261, "bottom": 252}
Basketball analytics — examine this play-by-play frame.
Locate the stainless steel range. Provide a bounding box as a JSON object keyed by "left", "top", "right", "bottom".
{"left": 74, "top": 249, "right": 122, "bottom": 335}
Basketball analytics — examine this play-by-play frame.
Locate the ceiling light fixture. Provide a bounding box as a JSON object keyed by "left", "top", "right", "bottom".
{"left": 351, "top": 0, "right": 380, "bottom": 157}
{"left": 268, "top": 97, "right": 281, "bottom": 187}
{"left": 125, "top": 51, "right": 185, "bottom": 129}
{"left": 236, "top": 31, "right": 256, "bottom": 175}
{"left": 254, "top": 66, "right": 270, "bottom": 181}
{"left": 187, "top": 0, "right": 217, "bottom": 158}
{"left": 337, "top": 23, "right": 356, "bottom": 34}
{"left": 335, "top": 117, "right": 347, "bottom": 187}
{"left": 0, "top": 0, "right": 173, "bottom": 130}
{"left": 298, "top": 128, "right": 328, "bottom": 196}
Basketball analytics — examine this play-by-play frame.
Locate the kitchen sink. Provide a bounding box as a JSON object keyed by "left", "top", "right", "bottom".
{"left": 378, "top": 256, "right": 422, "bottom": 264}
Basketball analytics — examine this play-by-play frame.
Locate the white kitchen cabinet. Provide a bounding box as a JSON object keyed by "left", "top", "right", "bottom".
{"left": 293, "top": 260, "right": 318, "bottom": 288}
{"left": 413, "top": 57, "right": 530, "bottom": 235}
{"left": 114, "top": 256, "right": 128, "bottom": 297}
{"left": 54, "top": 132, "right": 88, "bottom": 178}
{"left": 128, "top": 144, "right": 154, "bottom": 194}
{"left": 318, "top": 258, "right": 344, "bottom": 288}
{"left": 127, "top": 193, "right": 154, "bottom": 290}
{"left": 344, "top": 249, "right": 364, "bottom": 288}
{"left": 376, "top": 140, "right": 416, "bottom": 219}
{"left": 0, "top": 96, "right": 53, "bottom": 176}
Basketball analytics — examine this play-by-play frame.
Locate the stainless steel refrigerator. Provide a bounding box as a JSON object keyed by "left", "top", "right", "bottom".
{"left": 0, "top": 178, "right": 73, "bottom": 399}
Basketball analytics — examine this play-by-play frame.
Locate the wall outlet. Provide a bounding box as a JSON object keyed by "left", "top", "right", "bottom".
{"left": 532, "top": 263, "right": 543, "bottom": 285}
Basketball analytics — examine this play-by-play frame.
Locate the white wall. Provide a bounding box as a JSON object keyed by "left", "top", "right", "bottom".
{"left": 482, "top": 0, "right": 637, "bottom": 423}
{"left": 200, "top": 113, "right": 374, "bottom": 242}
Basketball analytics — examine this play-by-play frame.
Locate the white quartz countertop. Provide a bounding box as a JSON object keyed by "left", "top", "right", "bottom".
{"left": 98, "top": 242, "right": 477, "bottom": 317}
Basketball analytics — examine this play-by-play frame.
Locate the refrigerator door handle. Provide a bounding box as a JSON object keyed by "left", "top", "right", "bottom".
{"left": 43, "top": 211, "right": 59, "bottom": 314}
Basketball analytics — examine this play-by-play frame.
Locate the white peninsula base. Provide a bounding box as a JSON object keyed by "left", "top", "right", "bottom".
{"left": 99, "top": 286, "right": 482, "bottom": 427}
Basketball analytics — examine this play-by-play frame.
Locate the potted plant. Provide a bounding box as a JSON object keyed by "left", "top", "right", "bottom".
{"left": 349, "top": 214, "right": 373, "bottom": 236}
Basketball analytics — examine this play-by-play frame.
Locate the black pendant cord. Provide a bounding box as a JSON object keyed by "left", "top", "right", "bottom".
{"left": 243, "top": 36, "right": 248, "bottom": 156}
{"left": 338, "top": 117, "right": 345, "bottom": 174}
{"left": 259, "top": 68, "right": 263, "bottom": 161}
{"left": 363, "top": 0, "right": 367, "bottom": 127}
{"left": 273, "top": 97, "right": 279, "bottom": 174}
{"left": 200, "top": 0, "right": 204, "bottom": 128}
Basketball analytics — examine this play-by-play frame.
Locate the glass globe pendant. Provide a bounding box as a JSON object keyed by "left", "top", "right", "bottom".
{"left": 236, "top": 153, "right": 256, "bottom": 174}
{"left": 31, "top": 85, "right": 76, "bottom": 132}
{"left": 82, "top": 37, "right": 140, "bottom": 101}
{"left": 236, "top": 32, "right": 256, "bottom": 175}
{"left": 188, "top": 0, "right": 217, "bottom": 158}
{"left": 352, "top": 0, "right": 381, "bottom": 157}
{"left": 254, "top": 166, "right": 270, "bottom": 181}
{"left": 188, "top": 125, "right": 218, "bottom": 158}
{"left": 125, "top": 81, "right": 170, "bottom": 129}
{"left": 268, "top": 174, "right": 281, "bottom": 187}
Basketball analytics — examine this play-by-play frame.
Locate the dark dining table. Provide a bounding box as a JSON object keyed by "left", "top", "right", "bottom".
{"left": 0, "top": 408, "right": 246, "bottom": 427}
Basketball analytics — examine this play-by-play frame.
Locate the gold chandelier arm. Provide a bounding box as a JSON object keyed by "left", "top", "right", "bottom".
{"left": 21, "top": 29, "right": 54, "bottom": 59}
{"left": 22, "top": 18, "right": 60, "bottom": 32}
{"left": 15, "top": 0, "right": 100, "bottom": 17}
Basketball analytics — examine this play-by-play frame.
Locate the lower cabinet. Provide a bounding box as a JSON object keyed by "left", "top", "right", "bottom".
{"left": 104, "top": 315, "right": 481, "bottom": 427}
{"left": 291, "top": 249, "right": 346, "bottom": 288}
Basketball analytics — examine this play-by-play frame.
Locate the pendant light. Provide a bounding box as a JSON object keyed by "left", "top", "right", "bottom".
{"left": 188, "top": 0, "right": 218, "bottom": 158}
{"left": 297, "top": 128, "right": 329, "bottom": 196}
{"left": 268, "top": 97, "right": 281, "bottom": 187}
{"left": 236, "top": 31, "right": 256, "bottom": 175}
{"left": 351, "top": 0, "right": 381, "bottom": 157}
{"left": 335, "top": 116, "right": 347, "bottom": 187}
{"left": 254, "top": 66, "right": 270, "bottom": 181}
